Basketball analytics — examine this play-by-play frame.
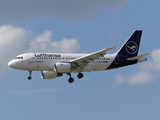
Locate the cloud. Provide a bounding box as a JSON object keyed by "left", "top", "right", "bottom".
{"left": 115, "top": 74, "right": 125, "bottom": 84}
{"left": 115, "top": 72, "right": 157, "bottom": 85}
{"left": 140, "top": 49, "right": 160, "bottom": 70}
{"left": 0, "top": 25, "right": 81, "bottom": 77}
{"left": 0, "top": 25, "right": 32, "bottom": 75}
{"left": 29, "top": 30, "right": 80, "bottom": 53}
{"left": 0, "top": 0, "right": 127, "bottom": 21}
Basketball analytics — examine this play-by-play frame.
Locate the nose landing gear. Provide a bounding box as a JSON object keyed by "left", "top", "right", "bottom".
{"left": 28, "top": 71, "right": 32, "bottom": 80}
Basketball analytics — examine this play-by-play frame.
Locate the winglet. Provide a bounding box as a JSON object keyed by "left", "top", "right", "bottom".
{"left": 99, "top": 46, "right": 116, "bottom": 55}
{"left": 104, "top": 46, "right": 116, "bottom": 52}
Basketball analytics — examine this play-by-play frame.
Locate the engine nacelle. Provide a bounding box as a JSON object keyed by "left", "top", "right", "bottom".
{"left": 41, "top": 71, "right": 62, "bottom": 79}
{"left": 55, "top": 63, "right": 71, "bottom": 73}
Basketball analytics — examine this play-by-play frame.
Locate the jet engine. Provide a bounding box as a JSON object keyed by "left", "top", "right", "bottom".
{"left": 55, "top": 63, "right": 71, "bottom": 73}
{"left": 41, "top": 71, "right": 62, "bottom": 79}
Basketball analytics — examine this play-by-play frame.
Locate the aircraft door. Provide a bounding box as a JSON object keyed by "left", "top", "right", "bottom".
{"left": 28, "top": 54, "right": 34, "bottom": 63}
{"left": 114, "top": 55, "right": 119, "bottom": 65}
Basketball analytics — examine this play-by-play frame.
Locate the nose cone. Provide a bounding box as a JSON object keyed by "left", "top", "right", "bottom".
{"left": 8, "top": 60, "right": 16, "bottom": 68}
{"left": 8, "top": 60, "right": 22, "bottom": 69}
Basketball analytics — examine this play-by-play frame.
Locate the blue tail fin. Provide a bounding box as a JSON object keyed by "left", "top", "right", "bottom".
{"left": 117, "top": 30, "right": 142, "bottom": 58}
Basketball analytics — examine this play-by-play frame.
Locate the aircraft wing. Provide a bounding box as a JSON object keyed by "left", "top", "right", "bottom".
{"left": 127, "top": 53, "right": 150, "bottom": 60}
{"left": 69, "top": 46, "right": 115, "bottom": 67}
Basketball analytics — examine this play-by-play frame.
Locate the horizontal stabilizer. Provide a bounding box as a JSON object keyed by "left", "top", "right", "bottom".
{"left": 127, "top": 53, "right": 150, "bottom": 60}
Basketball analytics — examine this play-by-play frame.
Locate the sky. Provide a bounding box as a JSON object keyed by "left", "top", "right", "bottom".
{"left": 0, "top": 0, "right": 160, "bottom": 120}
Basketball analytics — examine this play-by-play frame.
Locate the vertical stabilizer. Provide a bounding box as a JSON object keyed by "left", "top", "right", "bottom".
{"left": 117, "top": 30, "right": 142, "bottom": 58}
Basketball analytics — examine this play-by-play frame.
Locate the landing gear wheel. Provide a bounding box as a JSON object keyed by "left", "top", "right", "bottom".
{"left": 77, "top": 73, "right": 84, "bottom": 79}
{"left": 28, "top": 71, "right": 32, "bottom": 80}
{"left": 28, "top": 76, "right": 32, "bottom": 80}
{"left": 68, "top": 77, "right": 74, "bottom": 83}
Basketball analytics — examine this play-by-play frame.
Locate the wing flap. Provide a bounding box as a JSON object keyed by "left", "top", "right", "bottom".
{"left": 127, "top": 53, "right": 150, "bottom": 60}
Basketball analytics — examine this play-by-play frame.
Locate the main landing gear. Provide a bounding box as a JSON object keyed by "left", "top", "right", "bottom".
{"left": 28, "top": 71, "right": 32, "bottom": 80}
{"left": 67, "top": 72, "right": 84, "bottom": 83}
{"left": 77, "top": 72, "right": 83, "bottom": 79}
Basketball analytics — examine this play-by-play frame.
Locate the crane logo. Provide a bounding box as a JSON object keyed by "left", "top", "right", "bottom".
{"left": 126, "top": 41, "right": 138, "bottom": 54}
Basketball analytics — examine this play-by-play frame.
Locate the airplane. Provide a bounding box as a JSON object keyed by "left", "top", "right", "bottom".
{"left": 8, "top": 30, "right": 150, "bottom": 83}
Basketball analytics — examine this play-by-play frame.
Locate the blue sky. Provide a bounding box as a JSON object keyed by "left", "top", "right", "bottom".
{"left": 0, "top": 0, "right": 160, "bottom": 120}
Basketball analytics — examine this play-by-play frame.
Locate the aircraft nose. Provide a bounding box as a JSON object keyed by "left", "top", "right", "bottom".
{"left": 8, "top": 60, "right": 23, "bottom": 69}
{"left": 8, "top": 60, "right": 16, "bottom": 68}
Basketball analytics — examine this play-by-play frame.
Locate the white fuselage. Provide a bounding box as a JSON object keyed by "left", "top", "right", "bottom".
{"left": 8, "top": 53, "right": 116, "bottom": 73}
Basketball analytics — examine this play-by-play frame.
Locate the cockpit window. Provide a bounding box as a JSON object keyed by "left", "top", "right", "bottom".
{"left": 15, "top": 56, "right": 23, "bottom": 59}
